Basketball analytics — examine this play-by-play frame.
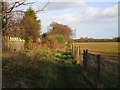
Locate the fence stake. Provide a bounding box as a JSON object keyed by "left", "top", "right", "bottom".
{"left": 83, "top": 49, "right": 88, "bottom": 73}
{"left": 83, "top": 50, "right": 86, "bottom": 68}
{"left": 86, "top": 49, "right": 88, "bottom": 72}
{"left": 74, "top": 46, "right": 77, "bottom": 63}
{"left": 79, "top": 46, "right": 81, "bottom": 64}
{"left": 72, "top": 44, "right": 76, "bottom": 63}
{"left": 97, "top": 55, "right": 100, "bottom": 83}
{"left": 70, "top": 44, "right": 72, "bottom": 50}
{"left": 70, "top": 44, "right": 72, "bottom": 54}
{"left": 74, "top": 45, "right": 76, "bottom": 55}
{"left": 73, "top": 44, "right": 75, "bottom": 55}
{"left": 76, "top": 46, "right": 80, "bottom": 64}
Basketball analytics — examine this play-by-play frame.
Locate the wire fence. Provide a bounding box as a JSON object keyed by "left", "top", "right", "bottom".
{"left": 70, "top": 43, "right": 119, "bottom": 88}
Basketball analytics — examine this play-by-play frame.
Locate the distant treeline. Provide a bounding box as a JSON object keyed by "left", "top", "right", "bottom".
{"left": 74, "top": 37, "right": 120, "bottom": 42}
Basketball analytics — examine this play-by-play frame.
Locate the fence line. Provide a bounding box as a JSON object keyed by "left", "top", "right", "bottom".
{"left": 70, "top": 44, "right": 82, "bottom": 64}
{"left": 70, "top": 43, "right": 101, "bottom": 84}
{"left": 88, "top": 53, "right": 96, "bottom": 65}
{"left": 85, "top": 49, "right": 113, "bottom": 55}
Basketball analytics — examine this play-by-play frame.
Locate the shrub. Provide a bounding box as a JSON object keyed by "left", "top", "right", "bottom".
{"left": 42, "top": 35, "right": 65, "bottom": 50}
{"left": 55, "top": 35, "right": 65, "bottom": 43}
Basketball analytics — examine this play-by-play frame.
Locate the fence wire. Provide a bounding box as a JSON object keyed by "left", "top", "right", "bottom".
{"left": 86, "top": 51, "right": 119, "bottom": 88}
{"left": 88, "top": 53, "right": 96, "bottom": 65}
{"left": 87, "top": 49, "right": 112, "bottom": 55}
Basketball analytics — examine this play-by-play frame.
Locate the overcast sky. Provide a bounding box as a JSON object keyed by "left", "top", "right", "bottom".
{"left": 13, "top": 0, "right": 119, "bottom": 39}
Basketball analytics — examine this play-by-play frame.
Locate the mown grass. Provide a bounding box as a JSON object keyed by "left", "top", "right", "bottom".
{"left": 2, "top": 47, "right": 91, "bottom": 88}
{"left": 75, "top": 42, "right": 119, "bottom": 56}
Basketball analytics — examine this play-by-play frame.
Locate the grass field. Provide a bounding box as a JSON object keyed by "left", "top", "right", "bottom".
{"left": 75, "top": 42, "right": 119, "bottom": 56}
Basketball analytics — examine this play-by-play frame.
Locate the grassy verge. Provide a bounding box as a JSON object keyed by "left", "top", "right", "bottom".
{"left": 2, "top": 47, "right": 91, "bottom": 88}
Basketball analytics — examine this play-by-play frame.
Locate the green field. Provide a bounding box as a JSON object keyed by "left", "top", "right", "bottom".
{"left": 75, "top": 42, "right": 119, "bottom": 56}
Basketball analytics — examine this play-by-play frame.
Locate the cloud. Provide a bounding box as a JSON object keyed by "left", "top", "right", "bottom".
{"left": 35, "top": 1, "right": 85, "bottom": 11}
{"left": 46, "top": 4, "right": 118, "bottom": 24}
{"left": 103, "top": 4, "right": 118, "bottom": 17}
{"left": 26, "top": 0, "right": 119, "bottom": 2}
{"left": 5, "top": 0, "right": 119, "bottom": 3}
{"left": 77, "top": 4, "right": 118, "bottom": 23}
{"left": 37, "top": 3, "right": 118, "bottom": 34}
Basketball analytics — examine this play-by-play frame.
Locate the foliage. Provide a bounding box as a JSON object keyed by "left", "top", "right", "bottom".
{"left": 42, "top": 33, "right": 48, "bottom": 38}
{"left": 48, "top": 22, "right": 73, "bottom": 41}
{"left": 41, "top": 22, "right": 74, "bottom": 49}
{"left": 1, "top": 1, "right": 47, "bottom": 37}
{"left": 54, "top": 35, "right": 65, "bottom": 43}
{"left": 19, "top": 7, "right": 41, "bottom": 48}
{"left": 41, "top": 32, "right": 65, "bottom": 49}
{"left": 113, "top": 36, "right": 120, "bottom": 42}
{"left": 74, "top": 37, "right": 117, "bottom": 42}
{"left": 42, "top": 35, "right": 65, "bottom": 49}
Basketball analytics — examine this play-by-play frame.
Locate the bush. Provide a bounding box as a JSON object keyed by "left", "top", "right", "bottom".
{"left": 42, "top": 35, "right": 66, "bottom": 50}
{"left": 55, "top": 35, "right": 65, "bottom": 43}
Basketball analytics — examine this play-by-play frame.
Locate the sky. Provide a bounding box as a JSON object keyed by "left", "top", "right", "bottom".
{"left": 9, "top": 0, "right": 119, "bottom": 39}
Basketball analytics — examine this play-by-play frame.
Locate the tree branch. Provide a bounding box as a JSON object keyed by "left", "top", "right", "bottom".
{"left": 1, "top": 0, "right": 49, "bottom": 14}
{"left": 35, "top": 2, "right": 50, "bottom": 13}
{"left": 7, "top": 1, "right": 36, "bottom": 13}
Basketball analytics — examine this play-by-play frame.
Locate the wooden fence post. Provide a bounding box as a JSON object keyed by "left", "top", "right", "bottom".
{"left": 71, "top": 45, "right": 81, "bottom": 65}
{"left": 97, "top": 55, "right": 100, "bottom": 83}
{"left": 70, "top": 44, "right": 72, "bottom": 54}
{"left": 86, "top": 49, "right": 88, "bottom": 72}
{"left": 83, "top": 50, "right": 86, "bottom": 72}
{"left": 79, "top": 46, "right": 81, "bottom": 64}
{"left": 83, "top": 50, "right": 85, "bottom": 65}
{"left": 70, "top": 44, "right": 72, "bottom": 50}
{"left": 74, "top": 45, "right": 77, "bottom": 63}
{"left": 83, "top": 49, "right": 88, "bottom": 73}
{"left": 76, "top": 46, "right": 80, "bottom": 64}
{"left": 70, "top": 44, "right": 73, "bottom": 52}
{"left": 72, "top": 44, "right": 76, "bottom": 63}
{"left": 73, "top": 44, "right": 75, "bottom": 55}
